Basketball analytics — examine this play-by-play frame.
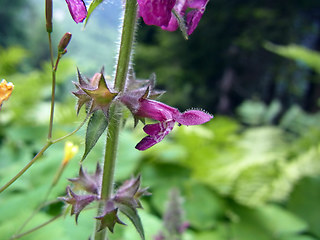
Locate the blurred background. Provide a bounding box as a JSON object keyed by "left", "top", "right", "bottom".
{"left": 1, "top": 0, "right": 320, "bottom": 239}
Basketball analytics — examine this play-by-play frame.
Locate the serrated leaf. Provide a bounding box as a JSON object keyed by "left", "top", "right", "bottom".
{"left": 84, "top": 0, "right": 103, "bottom": 27}
{"left": 118, "top": 204, "right": 145, "bottom": 240}
{"left": 81, "top": 111, "right": 108, "bottom": 161}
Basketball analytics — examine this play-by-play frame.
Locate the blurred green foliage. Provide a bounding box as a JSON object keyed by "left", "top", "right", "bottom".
{"left": 265, "top": 43, "right": 320, "bottom": 75}
{"left": 1, "top": 0, "right": 320, "bottom": 239}
{"left": 0, "top": 0, "right": 30, "bottom": 47}
{"left": 1, "top": 44, "right": 320, "bottom": 240}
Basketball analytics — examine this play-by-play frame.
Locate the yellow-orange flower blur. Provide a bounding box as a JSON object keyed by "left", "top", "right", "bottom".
{"left": 62, "top": 141, "right": 79, "bottom": 165}
{"left": 0, "top": 79, "right": 14, "bottom": 109}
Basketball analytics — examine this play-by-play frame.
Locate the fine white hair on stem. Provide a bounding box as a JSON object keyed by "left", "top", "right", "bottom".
{"left": 83, "top": 0, "right": 117, "bottom": 5}
{"left": 112, "top": 1, "right": 139, "bottom": 89}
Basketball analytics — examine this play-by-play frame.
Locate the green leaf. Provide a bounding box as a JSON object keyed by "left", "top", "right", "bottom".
{"left": 279, "top": 235, "right": 318, "bottom": 240}
{"left": 287, "top": 177, "right": 320, "bottom": 238}
{"left": 264, "top": 42, "right": 320, "bottom": 74}
{"left": 194, "top": 226, "right": 229, "bottom": 240}
{"left": 118, "top": 204, "right": 145, "bottom": 240}
{"left": 183, "top": 184, "right": 225, "bottom": 230}
{"left": 81, "top": 111, "right": 108, "bottom": 161}
{"left": 237, "top": 99, "right": 282, "bottom": 125}
{"left": 121, "top": 210, "right": 162, "bottom": 240}
{"left": 84, "top": 0, "right": 103, "bottom": 27}
{"left": 230, "top": 204, "right": 308, "bottom": 240}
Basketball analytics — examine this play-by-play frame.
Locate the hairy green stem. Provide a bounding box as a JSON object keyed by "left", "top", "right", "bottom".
{"left": 101, "top": 105, "right": 121, "bottom": 198}
{"left": 93, "top": 1, "right": 138, "bottom": 239}
{"left": 114, "top": 0, "right": 137, "bottom": 91}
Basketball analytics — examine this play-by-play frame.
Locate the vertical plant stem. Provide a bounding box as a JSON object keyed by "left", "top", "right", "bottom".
{"left": 48, "top": 32, "right": 56, "bottom": 140}
{"left": 102, "top": 0, "right": 137, "bottom": 199}
{"left": 93, "top": 1, "right": 138, "bottom": 240}
{"left": 101, "top": 105, "right": 121, "bottom": 198}
{"left": 48, "top": 33, "right": 54, "bottom": 68}
{"left": 114, "top": 0, "right": 137, "bottom": 91}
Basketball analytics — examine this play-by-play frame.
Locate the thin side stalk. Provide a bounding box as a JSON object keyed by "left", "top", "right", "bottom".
{"left": 0, "top": 114, "right": 88, "bottom": 193}
{"left": 0, "top": 141, "right": 52, "bottom": 193}
{"left": 48, "top": 32, "right": 55, "bottom": 139}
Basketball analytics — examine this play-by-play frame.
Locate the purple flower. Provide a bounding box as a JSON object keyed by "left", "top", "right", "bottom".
{"left": 136, "top": 99, "right": 212, "bottom": 150}
{"left": 65, "top": 0, "right": 87, "bottom": 23}
{"left": 138, "top": 0, "right": 210, "bottom": 35}
{"left": 121, "top": 88, "right": 213, "bottom": 150}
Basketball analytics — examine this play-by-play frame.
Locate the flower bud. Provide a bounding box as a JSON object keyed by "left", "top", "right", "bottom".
{"left": 45, "top": 0, "right": 53, "bottom": 33}
{"left": 58, "top": 32, "right": 72, "bottom": 54}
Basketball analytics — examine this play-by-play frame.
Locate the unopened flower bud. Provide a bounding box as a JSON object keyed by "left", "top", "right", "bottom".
{"left": 45, "top": 0, "right": 53, "bottom": 33}
{"left": 58, "top": 32, "right": 72, "bottom": 54}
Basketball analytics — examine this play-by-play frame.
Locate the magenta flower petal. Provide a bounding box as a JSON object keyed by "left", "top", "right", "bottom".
{"left": 65, "top": 0, "right": 87, "bottom": 23}
{"left": 176, "top": 110, "right": 213, "bottom": 125}
{"left": 136, "top": 120, "right": 175, "bottom": 151}
{"left": 161, "top": 17, "right": 179, "bottom": 32}
{"left": 143, "top": 122, "right": 162, "bottom": 135}
{"left": 137, "top": 0, "right": 176, "bottom": 27}
{"left": 136, "top": 99, "right": 180, "bottom": 122}
{"left": 161, "top": 0, "right": 186, "bottom": 32}
{"left": 186, "top": 9, "right": 203, "bottom": 35}
{"left": 137, "top": 0, "right": 209, "bottom": 35}
{"left": 186, "top": 0, "right": 209, "bottom": 35}
{"left": 187, "top": 0, "right": 208, "bottom": 9}
{"left": 136, "top": 136, "right": 158, "bottom": 151}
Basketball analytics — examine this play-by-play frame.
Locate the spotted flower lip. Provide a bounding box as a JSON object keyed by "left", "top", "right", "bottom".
{"left": 138, "top": 0, "right": 210, "bottom": 35}
{"left": 65, "top": 0, "right": 87, "bottom": 23}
